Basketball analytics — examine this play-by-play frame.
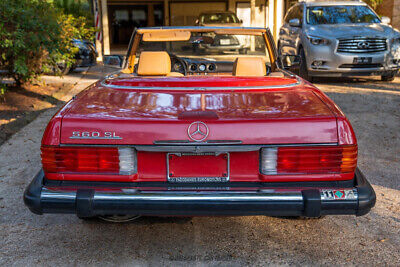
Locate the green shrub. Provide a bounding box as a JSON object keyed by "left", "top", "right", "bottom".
{"left": 0, "top": 0, "right": 95, "bottom": 87}
{"left": 54, "top": 0, "right": 93, "bottom": 23}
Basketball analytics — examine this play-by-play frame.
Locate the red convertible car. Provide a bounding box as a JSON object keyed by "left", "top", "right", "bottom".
{"left": 24, "top": 27, "right": 375, "bottom": 222}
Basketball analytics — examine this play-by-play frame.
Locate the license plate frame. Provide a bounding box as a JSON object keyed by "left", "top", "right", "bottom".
{"left": 353, "top": 57, "right": 372, "bottom": 64}
{"left": 167, "top": 152, "right": 230, "bottom": 183}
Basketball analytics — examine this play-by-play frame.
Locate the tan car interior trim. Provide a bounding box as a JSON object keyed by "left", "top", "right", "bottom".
{"left": 142, "top": 31, "right": 191, "bottom": 42}
{"left": 233, "top": 57, "right": 267, "bottom": 77}
{"left": 137, "top": 51, "right": 172, "bottom": 76}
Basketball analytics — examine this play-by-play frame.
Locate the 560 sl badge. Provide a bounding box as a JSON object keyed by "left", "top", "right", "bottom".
{"left": 69, "top": 131, "right": 122, "bottom": 140}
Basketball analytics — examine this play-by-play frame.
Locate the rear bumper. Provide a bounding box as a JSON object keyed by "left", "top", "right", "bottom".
{"left": 24, "top": 168, "right": 375, "bottom": 218}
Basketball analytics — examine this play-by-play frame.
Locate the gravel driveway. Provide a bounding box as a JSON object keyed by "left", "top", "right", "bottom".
{"left": 0, "top": 74, "right": 399, "bottom": 266}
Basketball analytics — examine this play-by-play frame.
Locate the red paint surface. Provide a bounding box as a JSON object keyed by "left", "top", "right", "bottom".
{"left": 41, "top": 74, "right": 358, "bottom": 182}
{"left": 104, "top": 76, "right": 299, "bottom": 88}
{"left": 52, "top": 79, "right": 344, "bottom": 145}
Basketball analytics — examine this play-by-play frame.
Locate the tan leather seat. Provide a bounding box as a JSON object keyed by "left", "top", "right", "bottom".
{"left": 233, "top": 57, "right": 267, "bottom": 77}
{"left": 137, "top": 51, "right": 183, "bottom": 77}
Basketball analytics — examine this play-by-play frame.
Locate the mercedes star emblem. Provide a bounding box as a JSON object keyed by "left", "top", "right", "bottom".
{"left": 187, "top": 121, "right": 209, "bottom": 142}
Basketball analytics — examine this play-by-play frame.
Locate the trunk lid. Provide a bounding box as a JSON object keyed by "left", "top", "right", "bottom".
{"left": 60, "top": 77, "right": 338, "bottom": 145}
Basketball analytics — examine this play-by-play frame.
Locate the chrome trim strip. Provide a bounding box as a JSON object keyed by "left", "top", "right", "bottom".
{"left": 154, "top": 140, "right": 243, "bottom": 145}
{"left": 41, "top": 188, "right": 303, "bottom": 202}
{"left": 93, "top": 192, "right": 303, "bottom": 202}
{"left": 41, "top": 190, "right": 76, "bottom": 201}
{"left": 99, "top": 78, "right": 301, "bottom": 91}
{"left": 40, "top": 187, "right": 359, "bottom": 203}
{"left": 59, "top": 143, "right": 339, "bottom": 153}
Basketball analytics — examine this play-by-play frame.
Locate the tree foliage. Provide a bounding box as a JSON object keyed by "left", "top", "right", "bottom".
{"left": 0, "top": 0, "right": 95, "bottom": 87}
{"left": 367, "top": 0, "right": 383, "bottom": 11}
{"left": 53, "top": 0, "right": 93, "bottom": 23}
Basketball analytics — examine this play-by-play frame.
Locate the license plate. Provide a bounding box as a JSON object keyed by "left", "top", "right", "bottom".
{"left": 353, "top": 57, "right": 372, "bottom": 64}
{"left": 167, "top": 153, "right": 229, "bottom": 183}
{"left": 220, "top": 39, "right": 231, "bottom": 45}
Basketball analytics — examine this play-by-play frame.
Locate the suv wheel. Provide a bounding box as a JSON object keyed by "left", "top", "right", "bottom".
{"left": 299, "top": 48, "right": 313, "bottom": 82}
{"left": 381, "top": 72, "right": 396, "bottom": 82}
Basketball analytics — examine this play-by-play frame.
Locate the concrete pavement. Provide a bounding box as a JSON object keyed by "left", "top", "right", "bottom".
{"left": 0, "top": 72, "right": 399, "bottom": 266}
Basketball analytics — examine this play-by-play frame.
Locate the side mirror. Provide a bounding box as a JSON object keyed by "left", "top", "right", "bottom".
{"left": 280, "top": 55, "right": 301, "bottom": 73}
{"left": 289, "top": 18, "right": 301, "bottom": 27}
{"left": 103, "top": 55, "right": 124, "bottom": 68}
{"left": 381, "top": 16, "right": 391, "bottom": 24}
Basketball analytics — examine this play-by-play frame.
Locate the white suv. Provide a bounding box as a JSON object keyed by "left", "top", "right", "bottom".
{"left": 278, "top": 0, "right": 400, "bottom": 81}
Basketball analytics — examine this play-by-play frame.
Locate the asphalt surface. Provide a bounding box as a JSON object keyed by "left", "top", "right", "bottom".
{"left": 0, "top": 72, "right": 399, "bottom": 266}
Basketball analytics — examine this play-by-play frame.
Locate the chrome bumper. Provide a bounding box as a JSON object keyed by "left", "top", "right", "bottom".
{"left": 24, "top": 168, "right": 375, "bottom": 218}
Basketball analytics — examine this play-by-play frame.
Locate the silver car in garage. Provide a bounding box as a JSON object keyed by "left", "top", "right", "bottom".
{"left": 278, "top": 0, "right": 400, "bottom": 81}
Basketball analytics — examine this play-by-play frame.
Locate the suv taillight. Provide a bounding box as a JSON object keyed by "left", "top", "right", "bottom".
{"left": 41, "top": 146, "right": 136, "bottom": 175}
{"left": 261, "top": 145, "right": 357, "bottom": 175}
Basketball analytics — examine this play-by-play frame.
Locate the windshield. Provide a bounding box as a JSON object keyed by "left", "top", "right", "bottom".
{"left": 136, "top": 32, "right": 270, "bottom": 64}
{"left": 306, "top": 5, "right": 381, "bottom": 25}
{"left": 200, "top": 13, "right": 240, "bottom": 24}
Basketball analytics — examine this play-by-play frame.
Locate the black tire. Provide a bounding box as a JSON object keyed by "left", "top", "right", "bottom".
{"left": 49, "top": 63, "right": 70, "bottom": 75}
{"left": 381, "top": 73, "right": 396, "bottom": 82}
{"left": 98, "top": 215, "right": 141, "bottom": 223}
{"left": 78, "top": 215, "right": 141, "bottom": 223}
{"left": 59, "top": 65, "right": 71, "bottom": 75}
{"left": 77, "top": 216, "right": 97, "bottom": 221}
{"left": 277, "top": 42, "right": 282, "bottom": 55}
{"left": 274, "top": 216, "right": 326, "bottom": 220}
{"left": 239, "top": 48, "right": 248, "bottom": 55}
{"left": 299, "top": 48, "right": 313, "bottom": 82}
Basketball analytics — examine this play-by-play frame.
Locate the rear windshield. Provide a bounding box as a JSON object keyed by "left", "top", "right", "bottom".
{"left": 200, "top": 13, "right": 240, "bottom": 24}
{"left": 136, "top": 32, "right": 270, "bottom": 63}
{"left": 306, "top": 5, "right": 381, "bottom": 25}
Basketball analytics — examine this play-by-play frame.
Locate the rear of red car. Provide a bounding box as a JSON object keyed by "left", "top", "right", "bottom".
{"left": 24, "top": 77, "right": 375, "bottom": 219}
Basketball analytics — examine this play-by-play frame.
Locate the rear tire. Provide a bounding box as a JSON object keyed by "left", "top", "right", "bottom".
{"left": 98, "top": 215, "right": 141, "bottom": 223}
{"left": 274, "top": 216, "right": 325, "bottom": 220}
{"left": 299, "top": 48, "right": 313, "bottom": 82}
{"left": 78, "top": 214, "right": 141, "bottom": 223}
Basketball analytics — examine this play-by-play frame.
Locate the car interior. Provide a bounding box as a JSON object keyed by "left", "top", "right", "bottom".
{"left": 126, "top": 29, "right": 287, "bottom": 77}
{"left": 135, "top": 51, "right": 270, "bottom": 77}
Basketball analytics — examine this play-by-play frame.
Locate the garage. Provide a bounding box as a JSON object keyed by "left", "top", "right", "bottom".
{"left": 169, "top": 1, "right": 227, "bottom": 26}
{"left": 96, "top": 0, "right": 286, "bottom": 56}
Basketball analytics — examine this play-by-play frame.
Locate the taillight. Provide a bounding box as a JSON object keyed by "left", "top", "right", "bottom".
{"left": 261, "top": 145, "right": 357, "bottom": 175}
{"left": 41, "top": 146, "right": 137, "bottom": 175}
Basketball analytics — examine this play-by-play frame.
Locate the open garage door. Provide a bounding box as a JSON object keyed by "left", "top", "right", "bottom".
{"left": 170, "top": 1, "right": 227, "bottom": 26}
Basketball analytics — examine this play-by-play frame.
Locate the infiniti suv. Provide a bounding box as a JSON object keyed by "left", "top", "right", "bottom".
{"left": 278, "top": 0, "right": 400, "bottom": 81}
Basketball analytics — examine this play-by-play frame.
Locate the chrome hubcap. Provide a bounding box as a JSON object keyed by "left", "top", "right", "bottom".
{"left": 98, "top": 215, "right": 141, "bottom": 223}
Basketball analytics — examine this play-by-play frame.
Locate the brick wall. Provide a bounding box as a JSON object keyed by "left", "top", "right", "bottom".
{"left": 376, "top": 0, "right": 400, "bottom": 30}
{"left": 392, "top": 0, "right": 400, "bottom": 30}
{"left": 376, "top": 0, "right": 393, "bottom": 18}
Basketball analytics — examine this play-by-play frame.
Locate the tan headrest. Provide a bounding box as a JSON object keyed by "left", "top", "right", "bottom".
{"left": 233, "top": 57, "right": 267, "bottom": 77}
{"left": 137, "top": 51, "right": 171, "bottom": 76}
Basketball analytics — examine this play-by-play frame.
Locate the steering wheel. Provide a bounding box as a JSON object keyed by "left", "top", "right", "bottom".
{"left": 169, "top": 54, "right": 187, "bottom": 76}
